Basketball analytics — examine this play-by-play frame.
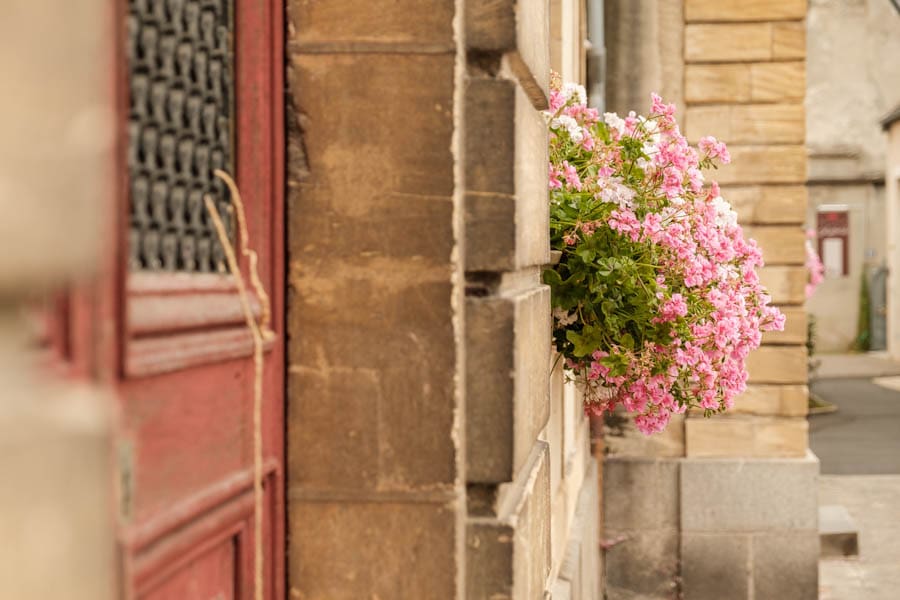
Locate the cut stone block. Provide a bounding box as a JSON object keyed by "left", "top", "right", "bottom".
{"left": 685, "top": 0, "right": 808, "bottom": 23}
{"left": 685, "top": 415, "right": 808, "bottom": 458}
{"left": 466, "top": 280, "right": 551, "bottom": 483}
{"left": 820, "top": 504, "right": 860, "bottom": 558}
{"left": 680, "top": 453, "right": 819, "bottom": 532}
{"left": 747, "top": 345, "right": 808, "bottom": 384}
{"left": 467, "top": 441, "right": 551, "bottom": 600}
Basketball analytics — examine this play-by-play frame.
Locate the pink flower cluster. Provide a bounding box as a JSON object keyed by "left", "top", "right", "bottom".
{"left": 547, "top": 82, "right": 785, "bottom": 435}
{"left": 805, "top": 230, "right": 825, "bottom": 298}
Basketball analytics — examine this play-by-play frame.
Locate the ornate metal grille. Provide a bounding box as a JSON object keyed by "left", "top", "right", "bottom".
{"left": 126, "top": 0, "right": 234, "bottom": 273}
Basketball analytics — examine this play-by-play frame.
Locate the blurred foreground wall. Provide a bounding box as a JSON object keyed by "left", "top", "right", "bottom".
{"left": 603, "top": 1, "right": 819, "bottom": 599}
{"left": 0, "top": 1, "right": 115, "bottom": 598}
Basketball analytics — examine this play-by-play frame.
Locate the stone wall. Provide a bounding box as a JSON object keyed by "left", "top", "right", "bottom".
{"left": 886, "top": 117, "right": 900, "bottom": 359}
{"left": 0, "top": 1, "right": 115, "bottom": 598}
{"left": 286, "top": 0, "right": 601, "bottom": 597}
{"left": 602, "top": 1, "right": 819, "bottom": 599}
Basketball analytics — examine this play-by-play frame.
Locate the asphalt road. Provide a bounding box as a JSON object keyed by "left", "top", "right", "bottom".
{"left": 810, "top": 378, "right": 900, "bottom": 475}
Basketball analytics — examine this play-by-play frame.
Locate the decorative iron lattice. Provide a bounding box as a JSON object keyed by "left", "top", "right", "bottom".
{"left": 126, "top": 0, "right": 234, "bottom": 273}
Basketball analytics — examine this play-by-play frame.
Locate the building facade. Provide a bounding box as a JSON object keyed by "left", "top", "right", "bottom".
{"left": 6, "top": 0, "right": 823, "bottom": 599}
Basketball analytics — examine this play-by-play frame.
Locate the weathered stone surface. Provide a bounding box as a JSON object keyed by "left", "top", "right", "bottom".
{"left": 466, "top": 192, "right": 516, "bottom": 270}
{"left": 747, "top": 345, "right": 808, "bottom": 384}
{"left": 763, "top": 306, "right": 806, "bottom": 344}
{"left": 686, "top": 62, "right": 805, "bottom": 104}
{"left": 466, "top": 78, "right": 515, "bottom": 195}
{"left": 604, "top": 529, "right": 680, "bottom": 599}
{"left": 290, "top": 500, "right": 457, "bottom": 599}
{"left": 468, "top": 442, "right": 551, "bottom": 599}
{"left": 713, "top": 146, "right": 806, "bottom": 185}
{"left": 726, "top": 185, "right": 807, "bottom": 225}
{"left": 467, "top": 281, "right": 550, "bottom": 483}
{"left": 685, "top": 23, "right": 772, "bottom": 63}
{"left": 752, "top": 532, "right": 819, "bottom": 600}
{"left": 759, "top": 266, "right": 807, "bottom": 304}
{"left": 685, "top": 416, "right": 808, "bottom": 458}
{"left": 744, "top": 225, "right": 806, "bottom": 265}
{"left": 751, "top": 61, "right": 805, "bottom": 102}
{"left": 287, "top": 0, "right": 454, "bottom": 47}
{"left": 681, "top": 533, "right": 750, "bottom": 600}
{"left": 287, "top": 53, "right": 455, "bottom": 198}
{"left": 603, "top": 458, "right": 680, "bottom": 532}
{"left": 465, "top": 78, "right": 549, "bottom": 271}
{"left": 733, "top": 384, "right": 808, "bottom": 417}
{"left": 604, "top": 412, "right": 685, "bottom": 458}
{"left": 772, "top": 22, "right": 806, "bottom": 59}
{"left": 686, "top": 104, "right": 805, "bottom": 144}
{"left": 467, "top": 0, "right": 550, "bottom": 96}
{"left": 680, "top": 453, "right": 819, "bottom": 531}
{"left": 685, "top": 0, "right": 807, "bottom": 23}
{"left": 685, "top": 64, "right": 750, "bottom": 104}
{"left": 551, "top": 460, "right": 601, "bottom": 600}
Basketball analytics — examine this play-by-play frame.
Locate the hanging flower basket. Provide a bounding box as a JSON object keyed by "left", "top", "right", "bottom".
{"left": 544, "top": 76, "right": 785, "bottom": 435}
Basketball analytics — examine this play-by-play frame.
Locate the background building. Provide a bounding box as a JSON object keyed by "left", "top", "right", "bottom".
{"left": 806, "top": 0, "right": 900, "bottom": 352}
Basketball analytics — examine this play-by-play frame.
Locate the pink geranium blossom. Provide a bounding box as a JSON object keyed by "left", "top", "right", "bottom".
{"left": 545, "top": 77, "right": 784, "bottom": 435}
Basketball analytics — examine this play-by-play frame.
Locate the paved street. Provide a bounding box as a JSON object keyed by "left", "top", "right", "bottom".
{"left": 810, "top": 377, "right": 900, "bottom": 474}
{"left": 811, "top": 354, "right": 900, "bottom": 599}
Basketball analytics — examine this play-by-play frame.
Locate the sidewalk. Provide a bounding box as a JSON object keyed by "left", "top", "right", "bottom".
{"left": 819, "top": 476, "right": 900, "bottom": 600}
{"left": 814, "top": 352, "right": 900, "bottom": 380}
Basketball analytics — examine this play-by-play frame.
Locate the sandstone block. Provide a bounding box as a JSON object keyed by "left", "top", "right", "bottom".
{"left": 713, "top": 145, "right": 806, "bottom": 185}
{"left": 752, "top": 532, "right": 819, "bottom": 600}
{"left": 759, "top": 266, "right": 806, "bottom": 304}
{"left": 290, "top": 500, "right": 457, "bottom": 599}
{"left": 467, "top": 442, "right": 551, "bottom": 599}
{"left": 603, "top": 458, "right": 680, "bottom": 531}
{"left": 287, "top": 0, "right": 454, "bottom": 48}
{"left": 681, "top": 533, "right": 750, "bottom": 600}
{"left": 467, "top": 0, "right": 550, "bottom": 96}
{"left": 751, "top": 61, "right": 805, "bottom": 102}
{"left": 685, "top": 0, "right": 807, "bottom": 23}
{"left": 686, "top": 104, "right": 805, "bottom": 145}
{"left": 744, "top": 225, "right": 806, "bottom": 265}
{"left": 763, "top": 306, "right": 807, "bottom": 344}
{"left": 747, "top": 345, "right": 808, "bottom": 384}
{"left": 733, "top": 385, "right": 808, "bottom": 417}
{"left": 466, "top": 282, "right": 551, "bottom": 483}
{"left": 772, "top": 22, "right": 806, "bottom": 59}
{"left": 680, "top": 453, "right": 819, "bottom": 531}
{"left": 604, "top": 529, "right": 680, "bottom": 599}
{"left": 603, "top": 412, "right": 685, "bottom": 458}
{"left": 685, "top": 416, "right": 808, "bottom": 458}
{"left": 726, "top": 185, "right": 807, "bottom": 225}
{"left": 685, "top": 64, "right": 750, "bottom": 104}
{"left": 287, "top": 53, "right": 455, "bottom": 198}
{"left": 465, "top": 79, "right": 549, "bottom": 271}
{"left": 685, "top": 23, "right": 772, "bottom": 63}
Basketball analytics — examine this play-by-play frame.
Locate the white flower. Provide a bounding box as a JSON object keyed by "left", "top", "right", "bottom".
{"left": 562, "top": 82, "right": 587, "bottom": 105}
{"left": 553, "top": 307, "right": 578, "bottom": 326}
{"left": 711, "top": 195, "right": 738, "bottom": 228}
{"left": 603, "top": 112, "right": 626, "bottom": 136}
{"left": 598, "top": 177, "right": 636, "bottom": 209}
{"left": 551, "top": 115, "right": 584, "bottom": 143}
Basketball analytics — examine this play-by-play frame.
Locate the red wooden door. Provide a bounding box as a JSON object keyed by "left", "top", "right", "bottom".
{"left": 109, "top": 1, "right": 284, "bottom": 598}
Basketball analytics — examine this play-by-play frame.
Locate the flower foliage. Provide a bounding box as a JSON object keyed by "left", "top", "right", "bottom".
{"left": 544, "top": 77, "right": 785, "bottom": 435}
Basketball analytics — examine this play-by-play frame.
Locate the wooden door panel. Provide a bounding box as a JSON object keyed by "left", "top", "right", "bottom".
{"left": 112, "top": 0, "right": 285, "bottom": 598}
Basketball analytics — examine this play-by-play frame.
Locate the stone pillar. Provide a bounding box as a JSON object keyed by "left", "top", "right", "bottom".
{"left": 603, "top": 1, "right": 819, "bottom": 599}
{"left": 0, "top": 1, "right": 115, "bottom": 598}
{"left": 681, "top": 1, "right": 818, "bottom": 598}
{"left": 285, "top": 1, "right": 467, "bottom": 597}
